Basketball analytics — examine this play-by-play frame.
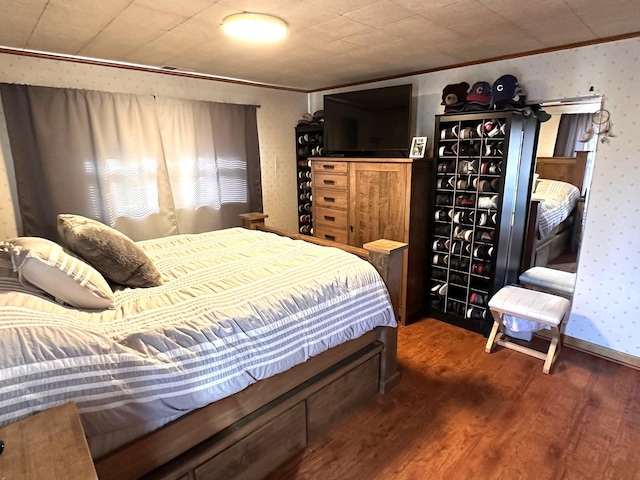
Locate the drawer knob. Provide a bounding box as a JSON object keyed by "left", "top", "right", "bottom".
{"left": 323, "top": 179, "right": 335, "bottom": 185}
{"left": 325, "top": 234, "right": 336, "bottom": 241}
{"left": 324, "top": 215, "right": 335, "bottom": 221}
{"left": 324, "top": 197, "right": 335, "bottom": 203}
{"left": 322, "top": 165, "right": 335, "bottom": 170}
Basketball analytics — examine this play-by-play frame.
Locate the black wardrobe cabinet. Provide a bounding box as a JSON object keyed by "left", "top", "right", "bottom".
{"left": 428, "top": 111, "right": 540, "bottom": 335}
{"left": 295, "top": 124, "right": 324, "bottom": 235}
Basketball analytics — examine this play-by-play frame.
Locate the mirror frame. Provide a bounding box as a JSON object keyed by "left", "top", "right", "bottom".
{"left": 522, "top": 96, "right": 603, "bottom": 287}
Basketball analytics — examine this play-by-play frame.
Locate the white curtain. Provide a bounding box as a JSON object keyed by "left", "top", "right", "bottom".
{"left": 0, "top": 84, "right": 262, "bottom": 241}
{"left": 83, "top": 91, "right": 179, "bottom": 240}
{"left": 553, "top": 113, "right": 591, "bottom": 157}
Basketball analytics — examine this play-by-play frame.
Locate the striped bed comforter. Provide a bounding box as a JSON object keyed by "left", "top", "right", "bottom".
{"left": 531, "top": 179, "right": 580, "bottom": 239}
{"left": 0, "top": 228, "right": 395, "bottom": 448}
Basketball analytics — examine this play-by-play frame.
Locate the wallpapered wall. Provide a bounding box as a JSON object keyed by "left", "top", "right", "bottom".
{"left": 310, "top": 37, "right": 640, "bottom": 359}
{"left": 0, "top": 53, "right": 307, "bottom": 236}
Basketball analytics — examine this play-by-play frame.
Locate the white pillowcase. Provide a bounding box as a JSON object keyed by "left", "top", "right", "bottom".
{"left": 8, "top": 237, "right": 115, "bottom": 309}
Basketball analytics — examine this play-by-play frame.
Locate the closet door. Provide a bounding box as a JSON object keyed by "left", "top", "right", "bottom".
{"left": 349, "top": 160, "right": 411, "bottom": 325}
{"left": 348, "top": 161, "right": 409, "bottom": 247}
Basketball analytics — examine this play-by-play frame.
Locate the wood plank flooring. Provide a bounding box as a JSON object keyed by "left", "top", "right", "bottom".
{"left": 268, "top": 318, "right": 640, "bottom": 480}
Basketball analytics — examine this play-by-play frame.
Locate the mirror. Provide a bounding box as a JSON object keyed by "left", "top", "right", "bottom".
{"left": 521, "top": 96, "right": 602, "bottom": 283}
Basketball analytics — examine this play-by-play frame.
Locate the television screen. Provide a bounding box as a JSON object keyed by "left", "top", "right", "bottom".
{"left": 323, "top": 84, "right": 412, "bottom": 157}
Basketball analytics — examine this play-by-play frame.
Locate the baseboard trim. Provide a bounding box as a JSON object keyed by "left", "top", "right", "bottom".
{"left": 536, "top": 331, "right": 640, "bottom": 370}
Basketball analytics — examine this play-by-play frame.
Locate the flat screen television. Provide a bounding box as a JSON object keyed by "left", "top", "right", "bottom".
{"left": 323, "top": 84, "right": 412, "bottom": 157}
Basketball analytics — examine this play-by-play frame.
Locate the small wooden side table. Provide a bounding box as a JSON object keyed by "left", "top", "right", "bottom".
{"left": 0, "top": 402, "right": 97, "bottom": 480}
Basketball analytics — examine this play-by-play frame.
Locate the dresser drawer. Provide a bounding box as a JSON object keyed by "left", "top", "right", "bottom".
{"left": 314, "top": 225, "right": 348, "bottom": 244}
{"left": 313, "top": 188, "right": 347, "bottom": 208}
{"left": 314, "top": 172, "right": 347, "bottom": 190}
{"left": 312, "top": 160, "right": 348, "bottom": 174}
{"left": 314, "top": 206, "right": 348, "bottom": 228}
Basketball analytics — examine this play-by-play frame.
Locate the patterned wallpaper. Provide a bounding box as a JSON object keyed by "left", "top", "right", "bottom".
{"left": 0, "top": 54, "right": 307, "bottom": 236}
{"left": 311, "top": 37, "right": 640, "bottom": 359}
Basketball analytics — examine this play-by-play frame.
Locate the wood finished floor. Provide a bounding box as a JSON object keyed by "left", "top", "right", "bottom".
{"left": 268, "top": 318, "right": 640, "bottom": 480}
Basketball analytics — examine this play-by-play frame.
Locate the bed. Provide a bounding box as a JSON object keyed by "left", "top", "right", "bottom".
{"left": 521, "top": 152, "right": 587, "bottom": 271}
{"left": 0, "top": 213, "right": 403, "bottom": 480}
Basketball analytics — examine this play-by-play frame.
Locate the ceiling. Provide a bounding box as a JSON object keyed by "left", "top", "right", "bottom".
{"left": 1, "top": 0, "right": 639, "bottom": 91}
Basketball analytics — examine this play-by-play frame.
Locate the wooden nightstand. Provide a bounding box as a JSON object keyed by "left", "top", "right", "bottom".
{"left": 0, "top": 402, "right": 97, "bottom": 480}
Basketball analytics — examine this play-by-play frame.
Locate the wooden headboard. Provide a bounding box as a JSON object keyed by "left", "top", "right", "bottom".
{"left": 535, "top": 150, "right": 588, "bottom": 192}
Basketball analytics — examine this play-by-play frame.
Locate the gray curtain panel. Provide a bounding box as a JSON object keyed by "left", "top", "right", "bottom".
{"left": 208, "top": 101, "right": 263, "bottom": 222}
{"left": 553, "top": 113, "right": 591, "bottom": 157}
{"left": 0, "top": 83, "right": 98, "bottom": 241}
{"left": 0, "top": 84, "right": 262, "bottom": 241}
{"left": 243, "top": 105, "right": 262, "bottom": 213}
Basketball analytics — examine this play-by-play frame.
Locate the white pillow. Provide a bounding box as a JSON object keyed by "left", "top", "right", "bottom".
{"left": 8, "top": 237, "right": 115, "bottom": 309}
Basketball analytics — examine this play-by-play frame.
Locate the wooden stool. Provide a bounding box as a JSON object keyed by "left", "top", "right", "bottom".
{"left": 519, "top": 266, "right": 576, "bottom": 299}
{"left": 485, "top": 285, "right": 571, "bottom": 374}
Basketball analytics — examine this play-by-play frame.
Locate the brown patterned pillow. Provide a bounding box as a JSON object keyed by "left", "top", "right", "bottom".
{"left": 57, "top": 214, "right": 163, "bottom": 288}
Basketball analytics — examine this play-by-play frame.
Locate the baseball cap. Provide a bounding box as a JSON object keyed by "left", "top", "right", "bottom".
{"left": 491, "top": 74, "right": 526, "bottom": 109}
{"left": 463, "top": 81, "right": 492, "bottom": 111}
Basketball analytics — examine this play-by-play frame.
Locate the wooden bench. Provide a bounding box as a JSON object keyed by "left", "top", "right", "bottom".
{"left": 485, "top": 285, "right": 571, "bottom": 374}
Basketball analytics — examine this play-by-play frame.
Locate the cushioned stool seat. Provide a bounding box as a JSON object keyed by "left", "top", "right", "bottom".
{"left": 485, "top": 285, "right": 571, "bottom": 374}
{"left": 519, "top": 266, "right": 575, "bottom": 298}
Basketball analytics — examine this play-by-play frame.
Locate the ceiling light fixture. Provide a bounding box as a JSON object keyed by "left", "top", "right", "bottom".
{"left": 222, "top": 13, "right": 288, "bottom": 42}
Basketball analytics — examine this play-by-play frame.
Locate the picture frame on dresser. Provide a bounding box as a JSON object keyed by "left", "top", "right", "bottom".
{"left": 410, "top": 136, "right": 428, "bottom": 159}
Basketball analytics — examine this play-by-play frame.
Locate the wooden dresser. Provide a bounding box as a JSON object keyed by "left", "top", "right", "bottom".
{"left": 310, "top": 157, "right": 431, "bottom": 324}
{"left": 0, "top": 402, "right": 98, "bottom": 479}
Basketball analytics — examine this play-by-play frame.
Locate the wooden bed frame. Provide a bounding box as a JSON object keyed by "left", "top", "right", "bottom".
{"left": 93, "top": 213, "right": 404, "bottom": 480}
{"left": 521, "top": 152, "right": 587, "bottom": 272}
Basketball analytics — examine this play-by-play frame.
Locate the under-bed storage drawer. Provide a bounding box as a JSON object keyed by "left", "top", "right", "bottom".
{"left": 307, "top": 352, "right": 380, "bottom": 442}
{"left": 141, "top": 343, "right": 384, "bottom": 480}
{"left": 193, "top": 402, "right": 307, "bottom": 480}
